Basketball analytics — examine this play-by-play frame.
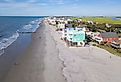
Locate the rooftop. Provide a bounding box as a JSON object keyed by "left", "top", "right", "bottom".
{"left": 101, "top": 32, "right": 118, "bottom": 38}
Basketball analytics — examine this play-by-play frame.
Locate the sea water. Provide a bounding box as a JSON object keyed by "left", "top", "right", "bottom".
{"left": 0, "top": 16, "right": 44, "bottom": 55}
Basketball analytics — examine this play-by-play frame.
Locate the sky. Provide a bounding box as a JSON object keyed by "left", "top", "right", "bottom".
{"left": 0, "top": 0, "right": 121, "bottom": 16}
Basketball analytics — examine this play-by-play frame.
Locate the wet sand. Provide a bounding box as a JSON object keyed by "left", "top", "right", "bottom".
{"left": 0, "top": 33, "right": 32, "bottom": 81}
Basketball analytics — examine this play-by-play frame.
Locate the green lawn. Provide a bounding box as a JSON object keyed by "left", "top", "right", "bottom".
{"left": 82, "top": 17, "right": 121, "bottom": 24}
{"left": 71, "top": 17, "right": 81, "bottom": 20}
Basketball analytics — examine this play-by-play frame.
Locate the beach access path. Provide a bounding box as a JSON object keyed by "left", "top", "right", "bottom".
{"left": 2, "top": 21, "right": 121, "bottom": 82}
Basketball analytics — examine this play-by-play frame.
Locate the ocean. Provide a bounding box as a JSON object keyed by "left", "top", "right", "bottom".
{"left": 0, "top": 16, "right": 44, "bottom": 55}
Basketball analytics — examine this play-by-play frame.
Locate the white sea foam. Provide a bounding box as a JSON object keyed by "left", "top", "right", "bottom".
{"left": 0, "top": 18, "right": 42, "bottom": 56}
{"left": 0, "top": 49, "right": 4, "bottom": 56}
{"left": 19, "top": 19, "right": 42, "bottom": 33}
{"left": 0, "top": 32, "right": 19, "bottom": 55}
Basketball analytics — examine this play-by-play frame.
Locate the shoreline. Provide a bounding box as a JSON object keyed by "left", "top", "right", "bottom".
{"left": 0, "top": 33, "right": 32, "bottom": 81}
{"left": 2, "top": 21, "right": 67, "bottom": 82}
{"left": 0, "top": 22, "right": 43, "bottom": 81}
{"left": 2, "top": 21, "right": 121, "bottom": 82}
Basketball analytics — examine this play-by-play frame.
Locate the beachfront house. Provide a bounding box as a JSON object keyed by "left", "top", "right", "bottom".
{"left": 64, "top": 18, "right": 73, "bottom": 24}
{"left": 111, "top": 40, "right": 121, "bottom": 49}
{"left": 58, "top": 22, "right": 65, "bottom": 30}
{"left": 97, "top": 32, "right": 119, "bottom": 44}
{"left": 65, "top": 24, "right": 73, "bottom": 28}
{"left": 50, "top": 19, "right": 56, "bottom": 25}
{"left": 48, "top": 18, "right": 56, "bottom": 25}
{"left": 91, "top": 32, "right": 100, "bottom": 39}
{"left": 63, "top": 27, "right": 86, "bottom": 47}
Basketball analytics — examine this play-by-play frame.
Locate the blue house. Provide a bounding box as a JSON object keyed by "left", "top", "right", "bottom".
{"left": 64, "top": 27, "right": 86, "bottom": 47}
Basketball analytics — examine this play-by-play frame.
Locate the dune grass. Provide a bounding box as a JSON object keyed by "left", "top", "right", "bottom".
{"left": 97, "top": 45, "right": 121, "bottom": 57}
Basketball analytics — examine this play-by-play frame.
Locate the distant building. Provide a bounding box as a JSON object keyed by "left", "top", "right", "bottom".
{"left": 87, "top": 21, "right": 94, "bottom": 25}
{"left": 65, "top": 24, "right": 73, "bottom": 28}
{"left": 106, "top": 23, "right": 112, "bottom": 28}
{"left": 48, "top": 19, "right": 56, "bottom": 25}
{"left": 58, "top": 22, "right": 65, "bottom": 29}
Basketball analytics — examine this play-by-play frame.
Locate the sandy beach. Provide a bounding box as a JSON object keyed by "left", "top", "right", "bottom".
{"left": 2, "top": 21, "right": 121, "bottom": 82}
{"left": 2, "top": 22, "right": 66, "bottom": 82}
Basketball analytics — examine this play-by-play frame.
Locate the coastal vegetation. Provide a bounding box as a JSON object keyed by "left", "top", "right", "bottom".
{"left": 86, "top": 23, "right": 121, "bottom": 33}
{"left": 71, "top": 17, "right": 121, "bottom": 56}
{"left": 78, "top": 17, "right": 121, "bottom": 34}
{"left": 82, "top": 17, "right": 121, "bottom": 24}
{"left": 97, "top": 44, "right": 121, "bottom": 57}
{"left": 71, "top": 17, "right": 121, "bottom": 33}
{"left": 50, "top": 16, "right": 121, "bottom": 57}
{"left": 71, "top": 17, "right": 121, "bottom": 24}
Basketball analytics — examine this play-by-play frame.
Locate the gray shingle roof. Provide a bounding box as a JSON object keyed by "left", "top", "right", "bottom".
{"left": 101, "top": 32, "right": 118, "bottom": 38}
{"left": 65, "top": 24, "right": 72, "bottom": 27}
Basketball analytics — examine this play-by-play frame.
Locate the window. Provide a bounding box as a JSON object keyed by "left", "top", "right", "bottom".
{"left": 69, "top": 34, "right": 73, "bottom": 36}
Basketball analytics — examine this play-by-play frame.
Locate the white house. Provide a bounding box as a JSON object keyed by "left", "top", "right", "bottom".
{"left": 58, "top": 22, "right": 65, "bottom": 29}
{"left": 48, "top": 19, "right": 56, "bottom": 25}
{"left": 106, "top": 23, "right": 112, "bottom": 28}
{"left": 91, "top": 32, "right": 103, "bottom": 43}
{"left": 61, "top": 27, "right": 86, "bottom": 47}
{"left": 111, "top": 40, "right": 121, "bottom": 49}
{"left": 87, "top": 21, "right": 94, "bottom": 25}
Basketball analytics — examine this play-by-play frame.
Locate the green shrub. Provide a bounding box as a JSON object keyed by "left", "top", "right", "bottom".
{"left": 92, "top": 44, "right": 97, "bottom": 46}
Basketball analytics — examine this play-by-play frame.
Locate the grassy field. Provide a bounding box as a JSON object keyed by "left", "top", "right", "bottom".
{"left": 82, "top": 17, "right": 121, "bottom": 24}
{"left": 72, "top": 17, "right": 121, "bottom": 24}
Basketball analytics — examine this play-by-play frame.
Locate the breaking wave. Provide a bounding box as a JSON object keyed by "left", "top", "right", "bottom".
{"left": 0, "top": 32, "right": 19, "bottom": 56}
{"left": 0, "top": 18, "right": 42, "bottom": 56}
{"left": 19, "top": 19, "right": 41, "bottom": 33}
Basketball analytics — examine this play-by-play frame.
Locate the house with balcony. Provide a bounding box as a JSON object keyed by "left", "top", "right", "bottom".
{"left": 96, "top": 32, "right": 119, "bottom": 44}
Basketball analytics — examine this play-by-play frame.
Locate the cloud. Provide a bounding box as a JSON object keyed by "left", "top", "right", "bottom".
{"left": 48, "top": 0, "right": 65, "bottom": 5}
{"left": 75, "top": 0, "right": 79, "bottom": 1}
{"left": 27, "top": 0, "right": 37, "bottom": 3}
{"left": 57, "top": 0, "right": 64, "bottom": 4}
{"left": 4, "top": 0, "right": 14, "bottom": 2}
{"left": 0, "top": 0, "right": 121, "bottom": 16}
{"left": 0, "top": 2, "right": 28, "bottom": 8}
{"left": 38, "top": 3, "right": 48, "bottom": 6}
